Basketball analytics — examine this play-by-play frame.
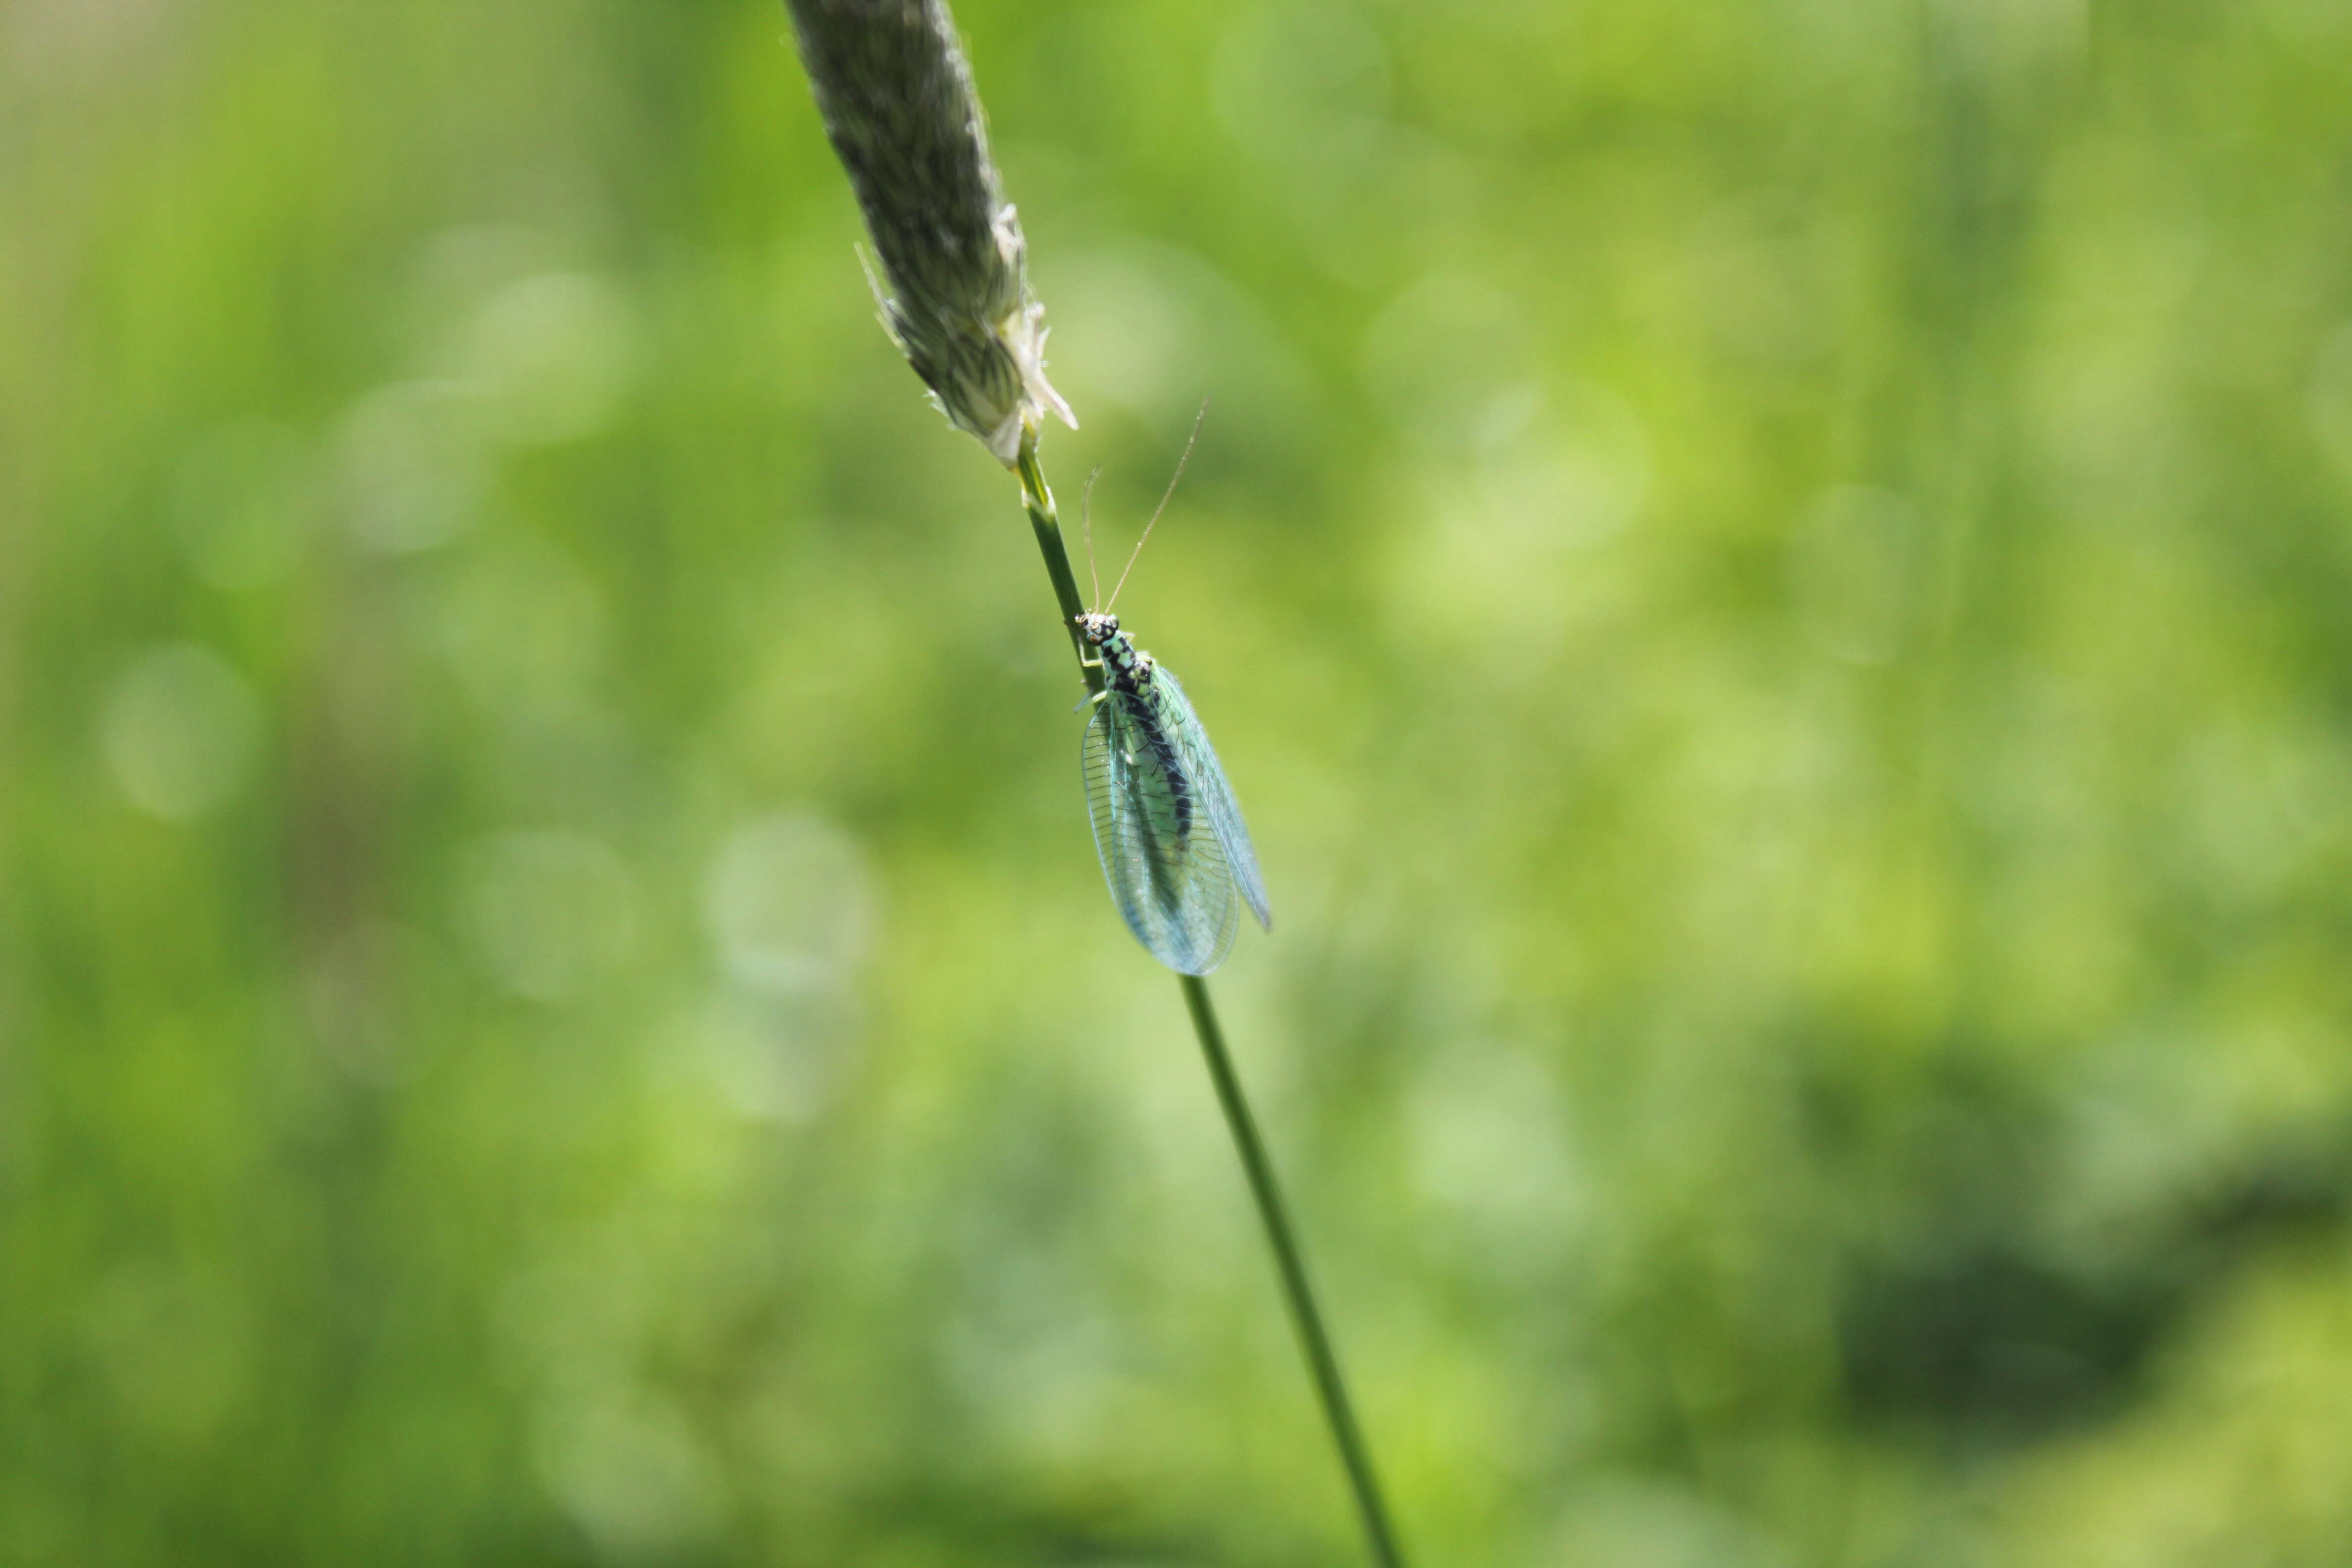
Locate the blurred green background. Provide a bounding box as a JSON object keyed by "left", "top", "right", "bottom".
{"left": 8, "top": 0, "right": 2352, "bottom": 1562}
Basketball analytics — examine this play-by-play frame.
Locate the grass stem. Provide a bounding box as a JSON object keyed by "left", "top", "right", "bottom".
{"left": 1017, "top": 442, "right": 1103, "bottom": 699}
{"left": 1180, "top": 974, "right": 1409, "bottom": 1568}
{"left": 1016, "top": 433, "right": 1408, "bottom": 1568}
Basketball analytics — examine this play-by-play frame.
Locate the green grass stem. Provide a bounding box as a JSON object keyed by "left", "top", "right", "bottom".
{"left": 1017, "top": 436, "right": 1408, "bottom": 1568}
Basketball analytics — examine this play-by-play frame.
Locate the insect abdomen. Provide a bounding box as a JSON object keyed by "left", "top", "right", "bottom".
{"left": 1122, "top": 682, "right": 1196, "bottom": 844}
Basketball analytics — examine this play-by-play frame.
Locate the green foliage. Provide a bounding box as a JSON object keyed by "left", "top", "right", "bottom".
{"left": 6, "top": 0, "right": 2352, "bottom": 1563}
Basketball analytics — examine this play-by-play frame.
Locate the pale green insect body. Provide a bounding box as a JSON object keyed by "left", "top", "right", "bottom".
{"left": 1076, "top": 610, "right": 1271, "bottom": 976}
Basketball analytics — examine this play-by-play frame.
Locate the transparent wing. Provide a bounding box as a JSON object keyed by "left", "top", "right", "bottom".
{"left": 1154, "top": 668, "right": 1272, "bottom": 931}
{"left": 1082, "top": 691, "right": 1241, "bottom": 975}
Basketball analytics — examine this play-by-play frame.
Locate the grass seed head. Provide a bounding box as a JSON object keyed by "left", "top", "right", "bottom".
{"left": 785, "top": 0, "right": 1076, "bottom": 465}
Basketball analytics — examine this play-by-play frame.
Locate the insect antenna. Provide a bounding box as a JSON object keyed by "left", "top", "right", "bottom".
{"left": 1080, "top": 465, "right": 1106, "bottom": 608}
{"left": 1105, "top": 400, "right": 1208, "bottom": 613}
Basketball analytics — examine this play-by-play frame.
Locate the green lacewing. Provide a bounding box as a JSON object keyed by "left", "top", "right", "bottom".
{"left": 1073, "top": 424, "right": 1272, "bottom": 974}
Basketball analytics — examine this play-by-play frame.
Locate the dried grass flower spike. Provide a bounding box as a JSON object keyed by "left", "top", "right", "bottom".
{"left": 785, "top": 0, "right": 1077, "bottom": 465}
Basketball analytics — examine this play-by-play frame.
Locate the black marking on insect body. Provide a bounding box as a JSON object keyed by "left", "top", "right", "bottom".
{"left": 1075, "top": 611, "right": 1149, "bottom": 686}
{"left": 1076, "top": 611, "right": 1195, "bottom": 846}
